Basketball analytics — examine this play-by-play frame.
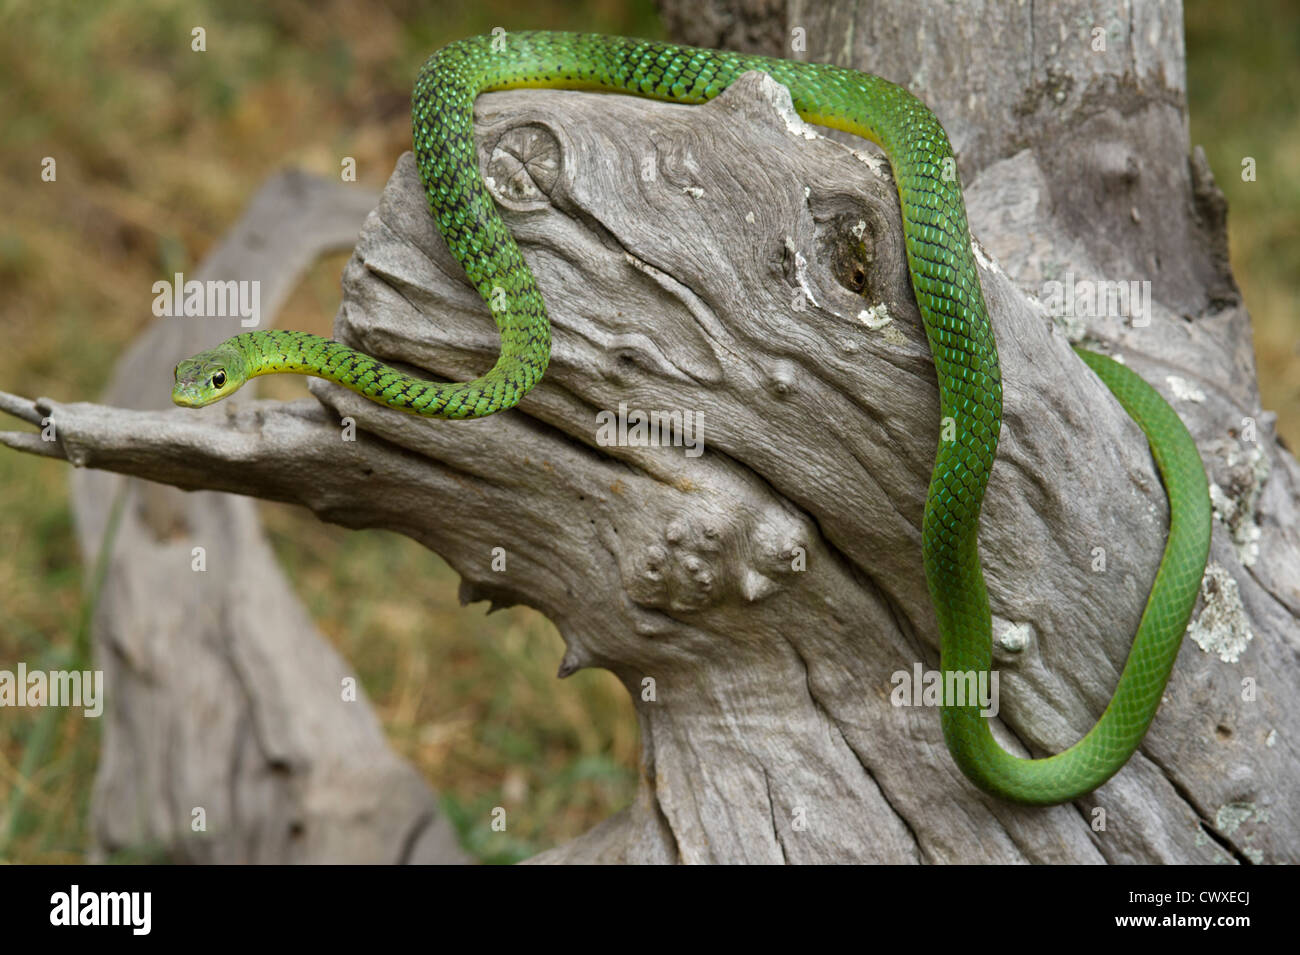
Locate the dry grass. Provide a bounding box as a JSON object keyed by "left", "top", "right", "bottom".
{"left": 1186, "top": 1, "right": 1300, "bottom": 448}
{"left": 0, "top": 0, "right": 658, "bottom": 865}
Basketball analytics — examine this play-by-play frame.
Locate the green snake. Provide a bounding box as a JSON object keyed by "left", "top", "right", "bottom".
{"left": 172, "top": 31, "right": 1211, "bottom": 805}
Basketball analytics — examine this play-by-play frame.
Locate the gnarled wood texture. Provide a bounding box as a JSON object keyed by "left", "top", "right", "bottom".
{"left": 2, "top": 0, "right": 1295, "bottom": 863}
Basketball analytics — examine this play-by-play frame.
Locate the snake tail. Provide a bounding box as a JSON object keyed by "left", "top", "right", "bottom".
{"left": 941, "top": 349, "right": 1210, "bottom": 803}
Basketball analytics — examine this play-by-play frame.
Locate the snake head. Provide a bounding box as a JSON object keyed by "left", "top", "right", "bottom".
{"left": 172, "top": 345, "right": 248, "bottom": 408}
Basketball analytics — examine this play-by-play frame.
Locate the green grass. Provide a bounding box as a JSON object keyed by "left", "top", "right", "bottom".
{"left": 0, "top": 0, "right": 1294, "bottom": 863}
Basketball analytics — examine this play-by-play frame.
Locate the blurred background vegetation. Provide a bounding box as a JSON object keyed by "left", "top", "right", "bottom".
{"left": 0, "top": 0, "right": 1294, "bottom": 863}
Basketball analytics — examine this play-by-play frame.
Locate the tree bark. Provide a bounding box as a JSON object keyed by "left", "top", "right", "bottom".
{"left": 3, "top": 0, "right": 1295, "bottom": 863}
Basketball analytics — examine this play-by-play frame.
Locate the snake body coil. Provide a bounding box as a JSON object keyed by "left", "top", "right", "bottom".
{"left": 173, "top": 31, "right": 1211, "bottom": 804}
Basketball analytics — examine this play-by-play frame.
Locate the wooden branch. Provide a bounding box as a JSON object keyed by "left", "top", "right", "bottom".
{"left": 4, "top": 171, "right": 469, "bottom": 864}
{"left": 6, "top": 54, "right": 1295, "bottom": 862}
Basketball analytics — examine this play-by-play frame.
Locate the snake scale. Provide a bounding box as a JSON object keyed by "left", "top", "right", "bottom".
{"left": 173, "top": 31, "right": 1211, "bottom": 805}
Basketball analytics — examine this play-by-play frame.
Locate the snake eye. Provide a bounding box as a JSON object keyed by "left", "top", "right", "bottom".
{"left": 212, "top": 370, "right": 227, "bottom": 388}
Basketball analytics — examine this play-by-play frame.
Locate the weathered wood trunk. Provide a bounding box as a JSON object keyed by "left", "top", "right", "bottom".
{"left": 2, "top": 0, "right": 1295, "bottom": 863}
